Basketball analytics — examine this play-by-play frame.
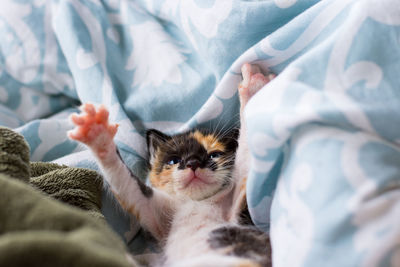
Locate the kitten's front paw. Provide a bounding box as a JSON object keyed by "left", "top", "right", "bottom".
{"left": 68, "top": 103, "right": 118, "bottom": 158}
{"left": 239, "top": 63, "right": 276, "bottom": 109}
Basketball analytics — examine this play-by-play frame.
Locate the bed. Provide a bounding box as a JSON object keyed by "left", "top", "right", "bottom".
{"left": 1, "top": 0, "right": 399, "bottom": 266}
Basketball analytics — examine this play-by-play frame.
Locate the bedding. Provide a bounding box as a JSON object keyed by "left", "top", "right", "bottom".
{"left": 0, "top": 127, "right": 134, "bottom": 267}
{"left": 1, "top": 0, "right": 399, "bottom": 266}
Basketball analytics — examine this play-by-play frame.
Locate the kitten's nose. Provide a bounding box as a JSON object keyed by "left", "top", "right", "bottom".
{"left": 186, "top": 159, "right": 200, "bottom": 171}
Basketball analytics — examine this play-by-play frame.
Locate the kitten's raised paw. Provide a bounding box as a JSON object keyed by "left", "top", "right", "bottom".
{"left": 239, "top": 63, "right": 276, "bottom": 108}
{"left": 68, "top": 103, "right": 118, "bottom": 157}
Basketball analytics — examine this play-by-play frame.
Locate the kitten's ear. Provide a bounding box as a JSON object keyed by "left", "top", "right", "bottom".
{"left": 222, "top": 128, "right": 239, "bottom": 152}
{"left": 146, "top": 129, "right": 171, "bottom": 164}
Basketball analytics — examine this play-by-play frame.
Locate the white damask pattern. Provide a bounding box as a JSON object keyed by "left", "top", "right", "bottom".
{"left": 0, "top": 0, "right": 399, "bottom": 265}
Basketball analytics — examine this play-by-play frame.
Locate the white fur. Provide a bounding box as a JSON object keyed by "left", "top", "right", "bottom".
{"left": 162, "top": 200, "right": 257, "bottom": 267}
{"left": 90, "top": 130, "right": 250, "bottom": 266}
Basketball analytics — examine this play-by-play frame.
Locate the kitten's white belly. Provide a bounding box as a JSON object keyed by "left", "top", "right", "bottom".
{"left": 164, "top": 200, "right": 226, "bottom": 264}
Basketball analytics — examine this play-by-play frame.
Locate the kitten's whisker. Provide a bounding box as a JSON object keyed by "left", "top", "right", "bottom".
{"left": 206, "top": 98, "right": 240, "bottom": 140}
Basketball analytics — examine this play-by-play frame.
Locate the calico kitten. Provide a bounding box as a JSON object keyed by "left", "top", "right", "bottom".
{"left": 68, "top": 63, "right": 275, "bottom": 267}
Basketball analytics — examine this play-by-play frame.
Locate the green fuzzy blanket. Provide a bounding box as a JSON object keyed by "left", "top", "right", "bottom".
{"left": 0, "top": 127, "right": 136, "bottom": 267}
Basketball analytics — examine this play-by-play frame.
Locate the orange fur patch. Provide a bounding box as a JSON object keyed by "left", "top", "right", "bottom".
{"left": 149, "top": 166, "right": 175, "bottom": 194}
{"left": 236, "top": 261, "right": 262, "bottom": 267}
{"left": 191, "top": 131, "right": 226, "bottom": 153}
{"left": 111, "top": 188, "right": 141, "bottom": 219}
{"left": 240, "top": 176, "right": 247, "bottom": 191}
{"left": 151, "top": 148, "right": 164, "bottom": 173}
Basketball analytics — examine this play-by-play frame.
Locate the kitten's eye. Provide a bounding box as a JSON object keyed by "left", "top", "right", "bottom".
{"left": 166, "top": 156, "right": 181, "bottom": 165}
{"left": 208, "top": 151, "right": 223, "bottom": 159}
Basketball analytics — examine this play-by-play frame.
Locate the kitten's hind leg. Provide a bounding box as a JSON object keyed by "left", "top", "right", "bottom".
{"left": 238, "top": 63, "right": 276, "bottom": 110}
{"left": 231, "top": 64, "right": 276, "bottom": 223}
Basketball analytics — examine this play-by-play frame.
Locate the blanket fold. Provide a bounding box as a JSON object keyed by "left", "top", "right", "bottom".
{"left": 30, "top": 162, "right": 103, "bottom": 216}
{"left": 0, "top": 127, "right": 31, "bottom": 182}
{"left": 0, "top": 127, "right": 135, "bottom": 267}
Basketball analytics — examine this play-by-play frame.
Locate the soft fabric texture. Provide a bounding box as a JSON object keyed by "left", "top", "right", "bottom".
{"left": 30, "top": 162, "right": 103, "bottom": 219}
{"left": 0, "top": 0, "right": 399, "bottom": 266}
{"left": 0, "top": 127, "right": 135, "bottom": 267}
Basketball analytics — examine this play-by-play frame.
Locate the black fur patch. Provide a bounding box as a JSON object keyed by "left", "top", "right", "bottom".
{"left": 238, "top": 202, "right": 254, "bottom": 226}
{"left": 116, "top": 148, "right": 153, "bottom": 198}
{"left": 208, "top": 225, "right": 272, "bottom": 267}
{"left": 175, "top": 136, "right": 209, "bottom": 170}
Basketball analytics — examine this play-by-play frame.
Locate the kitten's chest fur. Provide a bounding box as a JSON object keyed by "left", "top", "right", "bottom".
{"left": 164, "top": 198, "right": 230, "bottom": 263}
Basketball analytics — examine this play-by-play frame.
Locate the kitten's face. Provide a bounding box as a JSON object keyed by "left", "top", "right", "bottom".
{"left": 146, "top": 129, "right": 238, "bottom": 200}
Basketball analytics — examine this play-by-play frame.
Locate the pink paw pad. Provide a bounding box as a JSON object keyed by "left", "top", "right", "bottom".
{"left": 239, "top": 63, "right": 276, "bottom": 106}
{"left": 68, "top": 103, "right": 118, "bottom": 153}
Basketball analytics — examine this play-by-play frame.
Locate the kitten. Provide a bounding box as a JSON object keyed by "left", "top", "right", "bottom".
{"left": 68, "top": 63, "right": 275, "bottom": 267}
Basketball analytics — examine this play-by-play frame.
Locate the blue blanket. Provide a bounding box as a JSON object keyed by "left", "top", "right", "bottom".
{"left": 1, "top": 0, "right": 399, "bottom": 265}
